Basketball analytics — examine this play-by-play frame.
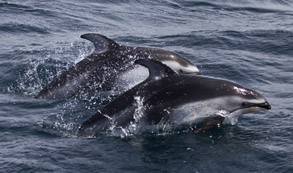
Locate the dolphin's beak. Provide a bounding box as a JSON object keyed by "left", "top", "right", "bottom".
{"left": 179, "top": 69, "right": 200, "bottom": 75}
{"left": 182, "top": 71, "right": 201, "bottom": 75}
{"left": 255, "top": 102, "right": 271, "bottom": 110}
{"left": 178, "top": 65, "right": 200, "bottom": 75}
{"left": 242, "top": 101, "right": 271, "bottom": 110}
{"left": 231, "top": 101, "right": 271, "bottom": 115}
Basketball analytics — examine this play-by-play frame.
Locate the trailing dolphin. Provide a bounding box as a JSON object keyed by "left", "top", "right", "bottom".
{"left": 77, "top": 59, "right": 271, "bottom": 137}
{"left": 35, "top": 34, "right": 200, "bottom": 99}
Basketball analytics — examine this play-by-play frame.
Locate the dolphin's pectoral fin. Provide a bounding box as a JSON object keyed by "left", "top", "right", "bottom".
{"left": 194, "top": 115, "right": 225, "bottom": 133}
{"left": 135, "top": 59, "right": 178, "bottom": 80}
{"left": 81, "top": 33, "right": 120, "bottom": 54}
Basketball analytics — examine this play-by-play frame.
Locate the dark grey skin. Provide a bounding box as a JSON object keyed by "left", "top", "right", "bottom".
{"left": 35, "top": 34, "right": 199, "bottom": 99}
{"left": 77, "top": 59, "right": 271, "bottom": 137}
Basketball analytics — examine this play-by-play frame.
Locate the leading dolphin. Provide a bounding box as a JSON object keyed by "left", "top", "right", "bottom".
{"left": 36, "top": 34, "right": 200, "bottom": 99}
{"left": 77, "top": 59, "right": 271, "bottom": 137}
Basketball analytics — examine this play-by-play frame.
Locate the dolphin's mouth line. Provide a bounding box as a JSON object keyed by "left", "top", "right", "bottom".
{"left": 229, "top": 101, "right": 271, "bottom": 113}
{"left": 181, "top": 71, "right": 200, "bottom": 75}
{"left": 252, "top": 102, "right": 271, "bottom": 110}
{"left": 244, "top": 102, "right": 271, "bottom": 110}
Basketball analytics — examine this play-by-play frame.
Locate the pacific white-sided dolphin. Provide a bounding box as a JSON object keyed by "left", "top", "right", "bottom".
{"left": 77, "top": 59, "right": 271, "bottom": 137}
{"left": 35, "top": 34, "right": 200, "bottom": 99}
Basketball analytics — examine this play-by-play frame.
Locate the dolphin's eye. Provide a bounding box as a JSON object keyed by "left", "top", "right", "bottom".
{"left": 242, "top": 102, "right": 249, "bottom": 107}
{"left": 179, "top": 69, "right": 184, "bottom": 73}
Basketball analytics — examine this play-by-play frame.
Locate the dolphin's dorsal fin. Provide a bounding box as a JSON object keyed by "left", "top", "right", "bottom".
{"left": 81, "top": 33, "right": 120, "bottom": 54}
{"left": 135, "top": 59, "right": 177, "bottom": 80}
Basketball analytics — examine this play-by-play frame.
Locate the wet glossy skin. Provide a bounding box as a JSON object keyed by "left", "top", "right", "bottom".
{"left": 36, "top": 34, "right": 200, "bottom": 99}
{"left": 77, "top": 59, "right": 270, "bottom": 137}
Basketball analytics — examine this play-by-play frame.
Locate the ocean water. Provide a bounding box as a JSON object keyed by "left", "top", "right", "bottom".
{"left": 0, "top": 0, "right": 293, "bottom": 172}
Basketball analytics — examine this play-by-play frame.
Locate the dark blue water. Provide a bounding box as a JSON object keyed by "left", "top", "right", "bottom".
{"left": 1, "top": 0, "right": 293, "bottom": 172}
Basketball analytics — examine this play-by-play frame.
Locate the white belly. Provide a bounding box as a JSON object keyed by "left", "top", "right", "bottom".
{"left": 113, "top": 66, "right": 149, "bottom": 92}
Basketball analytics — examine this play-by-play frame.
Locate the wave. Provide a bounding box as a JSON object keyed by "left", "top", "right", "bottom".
{"left": 159, "top": 29, "right": 293, "bottom": 56}
{"left": 174, "top": 0, "right": 293, "bottom": 12}
{"left": 0, "top": 23, "right": 50, "bottom": 34}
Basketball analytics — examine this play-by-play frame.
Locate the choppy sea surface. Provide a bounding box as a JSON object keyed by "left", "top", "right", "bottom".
{"left": 0, "top": 0, "right": 292, "bottom": 172}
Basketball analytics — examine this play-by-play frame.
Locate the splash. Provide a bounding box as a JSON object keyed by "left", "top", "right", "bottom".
{"left": 127, "top": 96, "right": 145, "bottom": 133}
{"left": 219, "top": 110, "right": 240, "bottom": 125}
{"left": 37, "top": 98, "right": 97, "bottom": 137}
{"left": 5, "top": 39, "right": 92, "bottom": 97}
{"left": 113, "top": 65, "right": 148, "bottom": 92}
{"left": 108, "top": 96, "right": 146, "bottom": 138}
{"left": 16, "top": 58, "right": 65, "bottom": 96}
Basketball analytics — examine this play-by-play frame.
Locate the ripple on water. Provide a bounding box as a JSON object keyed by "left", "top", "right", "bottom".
{"left": 0, "top": 0, "right": 292, "bottom": 172}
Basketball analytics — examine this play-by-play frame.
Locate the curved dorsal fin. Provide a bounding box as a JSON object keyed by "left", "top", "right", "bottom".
{"left": 135, "top": 59, "right": 177, "bottom": 80}
{"left": 81, "top": 33, "right": 120, "bottom": 54}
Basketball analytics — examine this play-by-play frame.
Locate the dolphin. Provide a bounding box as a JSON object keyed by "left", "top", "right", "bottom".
{"left": 77, "top": 59, "right": 271, "bottom": 137}
{"left": 35, "top": 34, "right": 200, "bottom": 99}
